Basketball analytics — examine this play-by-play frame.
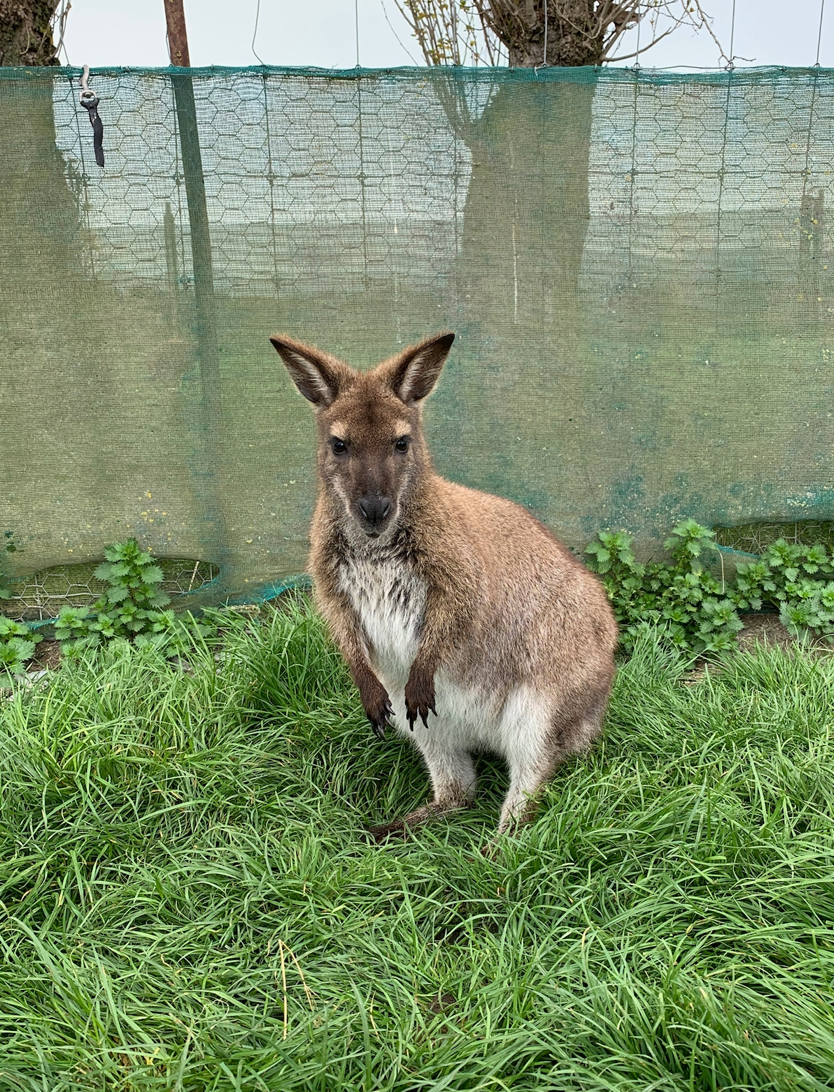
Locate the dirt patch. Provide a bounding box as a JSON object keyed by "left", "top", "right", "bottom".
{"left": 427, "top": 992, "right": 456, "bottom": 1015}
{"left": 684, "top": 612, "right": 821, "bottom": 685}
{"left": 737, "top": 612, "right": 795, "bottom": 652}
{"left": 30, "top": 639, "right": 63, "bottom": 671}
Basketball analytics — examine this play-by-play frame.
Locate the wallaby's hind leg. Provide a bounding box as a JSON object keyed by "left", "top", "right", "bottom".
{"left": 496, "top": 690, "right": 607, "bottom": 835}
{"left": 421, "top": 739, "right": 478, "bottom": 810}
{"left": 497, "top": 768, "right": 550, "bottom": 833}
{"left": 367, "top": 743, "right": 476, "bottom": 842}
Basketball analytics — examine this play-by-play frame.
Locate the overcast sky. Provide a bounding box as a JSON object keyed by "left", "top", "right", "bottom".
{"left": 60, "top": 1, "right": 833, "bottom": 72}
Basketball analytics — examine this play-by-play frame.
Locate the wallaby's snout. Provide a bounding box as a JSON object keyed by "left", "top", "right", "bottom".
{"left": 324, "top": 416, "right": 410, "bottom": 541}
{"left": 326, "top": 421, "right": 411, "bottom": 540}
{"left": 357, "top": 494, "right": 392, "bottom": 536}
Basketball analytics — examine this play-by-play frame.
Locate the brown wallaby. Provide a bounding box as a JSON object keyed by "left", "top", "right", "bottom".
{"left": 270, "top": 331, "right": 618, "bottom": 838}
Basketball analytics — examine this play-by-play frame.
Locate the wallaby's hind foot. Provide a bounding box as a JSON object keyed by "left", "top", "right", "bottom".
{"left": 366, "top": 799, "right": 470, "bottom": 843}
{"left": 367, "top": 763, "right": 477, "bottom": 843}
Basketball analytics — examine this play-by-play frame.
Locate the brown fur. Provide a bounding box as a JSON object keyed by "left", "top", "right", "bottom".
{"left": 271, "top": 331, "right": 618, "bottom": 838}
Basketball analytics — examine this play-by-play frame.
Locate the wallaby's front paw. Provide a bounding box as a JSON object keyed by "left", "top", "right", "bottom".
{"left": 404, "top": 667, "right": 437, "bottom": 732}
{"left": 361, "top": 681, "right": 394, "bottom": 740}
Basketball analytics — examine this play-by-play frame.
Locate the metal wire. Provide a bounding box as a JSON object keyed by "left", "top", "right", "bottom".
{"left": 7, "top": 64, "right": 834, "bottom": 597}
{"left": 53, "top": 0, "right": 71, "bottom": 65}
{"left": 727, "top": 0, "right": 737, "bottom": 68}
{"left": 816, "top": 0, "right": 827, "bottom": 65}
{"left": 634, "top": 8, "right": 641, "bottom": 68}
{"left": 251, "top": 0, "right": 266, "bottom": 65}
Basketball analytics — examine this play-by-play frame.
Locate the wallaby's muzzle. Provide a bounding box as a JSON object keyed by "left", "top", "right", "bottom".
{"left": 356, "top": 494, "right": 393, "bottom": 536}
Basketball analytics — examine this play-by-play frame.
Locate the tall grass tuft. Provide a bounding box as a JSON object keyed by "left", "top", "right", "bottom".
{"left": 2, "top": 601, "right": 833, "bottom": 1090}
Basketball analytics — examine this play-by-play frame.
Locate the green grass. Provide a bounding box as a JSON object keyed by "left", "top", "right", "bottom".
{"left": 2, "top": 602, "right": 834, "bottom": 1091}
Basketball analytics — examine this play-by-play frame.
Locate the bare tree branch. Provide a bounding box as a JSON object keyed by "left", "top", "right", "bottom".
{"left": 393, "top": 0, "right": 724, "bottom": 69}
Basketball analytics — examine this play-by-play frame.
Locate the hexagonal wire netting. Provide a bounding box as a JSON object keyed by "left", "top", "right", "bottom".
{"left": 2, "top": 64, "right": 834, "bottom": 612}
{"left": 3, "top": 559, "right": 220, "bottom": 623}
{"left": 714, "top": 521, "right": 834, "bottom": 554}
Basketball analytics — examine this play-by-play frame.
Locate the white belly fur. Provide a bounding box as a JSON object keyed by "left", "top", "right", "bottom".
{"left": 340, "top": 555, "right": 425, "bottom": 684}
{"left": 339, "top": 555, "right": 520, "bottom": 757}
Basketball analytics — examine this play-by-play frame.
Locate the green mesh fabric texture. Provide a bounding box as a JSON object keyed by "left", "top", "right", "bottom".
{"left": 1, "top": 64, "right": 833, "bottom": 609}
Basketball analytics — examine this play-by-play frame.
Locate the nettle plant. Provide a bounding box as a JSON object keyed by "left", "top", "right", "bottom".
{"left": 733, "top": 538, "right": 834, "bottom": 637}
{"left": 586, "top": 520, "right": 742, "bottom": 655}
{"left": 0, "top": 617, "right": 42, "bottom": 680}
{"left": 586, "top": 520, "right": 834, "bottom": 655}
{"left": 0, "top": 546, "right": 43, "bottom": 680}
{"left": 55, "top": 539, "right": 215, "bottom": 657}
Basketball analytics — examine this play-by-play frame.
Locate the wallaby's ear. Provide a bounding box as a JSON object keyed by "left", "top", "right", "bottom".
{"left": 377, "top": 332, "right": 455, "bottom": 406}
{"left": 270, "top": 335, "right": 351, "bottom": 407}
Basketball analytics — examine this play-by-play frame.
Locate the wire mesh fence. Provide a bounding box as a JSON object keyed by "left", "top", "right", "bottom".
{"left": 3, "top": 558, "right": 219, "bottom": 623}
{"left": 2, "top": 64, "right": 833, "bottom": 611}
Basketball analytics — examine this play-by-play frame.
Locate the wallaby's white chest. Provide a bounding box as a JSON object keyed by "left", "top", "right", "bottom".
{"left": 339, "top": 554, "right": 426, "bottom": 682}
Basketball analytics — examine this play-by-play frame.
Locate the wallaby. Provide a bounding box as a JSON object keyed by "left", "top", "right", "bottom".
{"left": 270, "top": 331, "right": 618, "bottom": 838}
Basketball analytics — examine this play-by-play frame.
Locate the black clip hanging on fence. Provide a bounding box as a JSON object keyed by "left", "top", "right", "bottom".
{"left": 79, "top": 64, "right": 104, "bottom": 168}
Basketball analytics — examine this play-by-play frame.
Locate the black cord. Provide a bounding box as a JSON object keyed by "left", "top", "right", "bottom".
{"left": 80, "top": 86, "right": 104, "bottom": 168}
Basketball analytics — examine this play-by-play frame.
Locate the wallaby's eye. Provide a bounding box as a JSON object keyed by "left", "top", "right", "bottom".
{"left": 331, "top": 438, "right": 348, "bottom": 456}
{"left": 394, "top": 437, "right": 410, "bottom": 453}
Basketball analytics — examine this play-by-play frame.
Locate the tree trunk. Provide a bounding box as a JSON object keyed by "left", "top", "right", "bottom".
{"left": 448, "top": 2, "right": 602, "bottom": 334}
{"left": 447, "top": 56, "right": 599, "bottom": 528}
{"left": 0, "top": 0, "right": 60, "bottom": 65}
{"left": 0, "top": 2, "right": 76, "bottom": 281}
{"left": 459, "top": 71, "right": 596, "bottom": 334}
{"left": 0, "top": 0, "right": 81, "bottom": 302}
{"left": 487, "top": 0, "right": 606, "bottom": 67}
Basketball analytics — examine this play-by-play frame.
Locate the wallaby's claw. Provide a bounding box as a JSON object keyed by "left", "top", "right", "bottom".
{"left": 364, "top": 693, "right": 394, "bottom": 740}
{"left": 405, "top": 697, "right": 436, "bottom": 732}
{"left": 404, "top": 668, "right": 437, "bottom": 733}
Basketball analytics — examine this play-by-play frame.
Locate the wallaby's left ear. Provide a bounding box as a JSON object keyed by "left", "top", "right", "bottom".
{"left": 377, "top": 332, "right": 455, "bottom": 405}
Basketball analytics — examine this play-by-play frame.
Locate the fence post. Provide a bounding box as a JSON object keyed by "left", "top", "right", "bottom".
{"left": 164, "top": 0, "right": 230, "bottom": 581}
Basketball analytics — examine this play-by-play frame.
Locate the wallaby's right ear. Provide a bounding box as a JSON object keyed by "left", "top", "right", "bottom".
{"left": 270, "top": 335, "right": 349, "bottom": 407}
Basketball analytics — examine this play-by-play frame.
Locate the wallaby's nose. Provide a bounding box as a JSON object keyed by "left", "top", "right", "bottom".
{"left": 357, "top": 495, "right": 392, "bottom": 533}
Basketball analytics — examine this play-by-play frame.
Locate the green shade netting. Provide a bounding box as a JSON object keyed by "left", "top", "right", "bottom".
{"left": 1, "top": 64, "right": 833, "bottom": 607}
